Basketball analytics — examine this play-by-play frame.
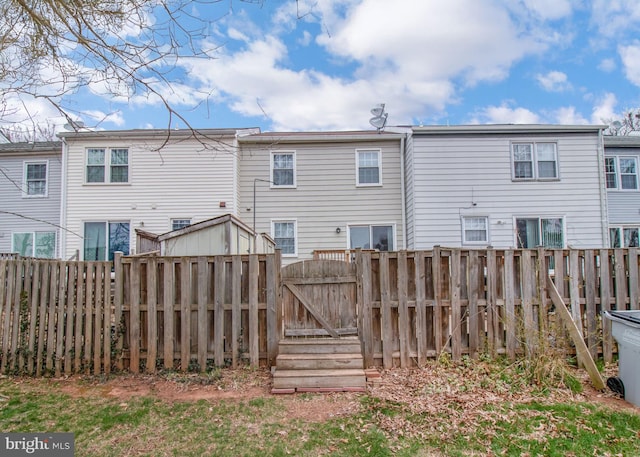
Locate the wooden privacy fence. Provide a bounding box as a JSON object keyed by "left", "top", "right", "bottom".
{"left": 0, "top": 248, "right": 639, "bottom": 375}
{"left": 356, "top": 248, "right": 635, "bottom": 368}
{"left": 114, "top": 253, "right": 280, "bottom": 373}
{"left": 0, "top": 257, "right": 112, "bottom": 376}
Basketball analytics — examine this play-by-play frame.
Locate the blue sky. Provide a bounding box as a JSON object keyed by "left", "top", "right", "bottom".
{"left": 10, "top": 0, "right": 640, "bottom": 133}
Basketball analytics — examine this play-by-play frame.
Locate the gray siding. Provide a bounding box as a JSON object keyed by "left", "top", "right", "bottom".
{"left": 239, "top": 138, "right": 404, "bottom": 263}
{"left": 605, "top": 146, "right": 640, "bottom": 225}
{"left": 407, "top": 131, "right": 606, "bottom": 249}
{"left": 0, "top": 145, "right": 62, "bottom": 256}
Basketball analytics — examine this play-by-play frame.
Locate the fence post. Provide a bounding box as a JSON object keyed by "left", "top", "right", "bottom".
{"left": 266, "top": 250, "right": 281, "bottom": 367}
{"left": 397, "top": 251, "right": 410, "bottom": 368}
{"left": 414, "top": 251, "right": 427, "bottom": 365}
{"left": 113, "top": 252, "right": 124, "bottom": 371}
{"left": 356, "top": 249, "right": 374, "bottom": 368}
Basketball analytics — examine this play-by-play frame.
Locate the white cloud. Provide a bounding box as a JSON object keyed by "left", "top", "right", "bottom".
{"left": 619, "top": 42, "right": 640, "bottom": 86}
{"left": 551, "top": 106, "right": 588, "bottom": 124}
{"left": 319, "top": 0, "right": 543, "bottom": 86}
{"left": 469, "top": 102, "right": 541, "bottom": 124}
{"left": 83, "top": 110, "right": 125, "bottom": 127}
{"left": 590, "top": 0, "right": 640, "bottom": 39}
{"left": 299, "top": 30, "right": 312, "bottom": 46}
{"left": 591, "top": 92, "right": 618, "bottom": 124}
{"left": 520, "top": 0, "right": 573, "bottom": 20}
{"left": 177, "top": 0, "right": 553, "bottom": 130}
{"left": 598, "top": 58, "right": 616, "bottom": 72}
{"left": 536, "top": 71, "right": 571, "bottom": 92}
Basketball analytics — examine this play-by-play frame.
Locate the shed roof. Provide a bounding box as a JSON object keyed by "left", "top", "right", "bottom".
{"left": 604, "top": 135, "right": 640, "bottom": 147}
{"left": 0, "top": 141, "right": 61, "bottom": 154}
{"left": 157, "top": 213, "right": 256, "bottom": 242}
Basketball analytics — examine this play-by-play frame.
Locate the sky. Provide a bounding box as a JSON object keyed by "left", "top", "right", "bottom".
{"left": 7, "top": 0, "right": 640, "bottom": 134}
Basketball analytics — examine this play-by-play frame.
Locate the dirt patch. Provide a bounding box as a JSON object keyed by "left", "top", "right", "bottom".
{"left": 43, "top": 369, "right": 360, "bottom": 422}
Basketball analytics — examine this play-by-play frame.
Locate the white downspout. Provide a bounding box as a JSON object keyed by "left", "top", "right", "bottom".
{"left": 59, "top": 138, "right": 68, "bottom": 259}
{"left": 400, "top": 134, "right": 407, "bottom": 250}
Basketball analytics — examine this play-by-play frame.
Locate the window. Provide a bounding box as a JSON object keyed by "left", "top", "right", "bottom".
{"left": 84, "top": 222, "right": 130, "bottom": 261}
{"left": 610, "top": 227, "right": 640, "bottom": 248}
{"left": 12, "top": 232, "right": 56, "bottom": 258}
{"left": 356, "top": 149, "right": 382, "bottom": 186}
{"left": 86, "top": 147, "right": 129, "bottom": 183}
{"left": 462, "top": 216, "right": 488, "bottom": 244}
{"left": 171, "top": 219, "right": 191, "bottom": 231}
{"left": 272, "top": 220, "right": 296, "bottom": 256}
{"left": 516, "top": 217, "right": 564, "bottom": 248}
{"left": 512, "top": 142, "right": 558, "bottom": 180}
{"left": 24, "top": 161, "right": 47, "bottom": 197}
{"left": 349, "top": 225, "right": 394, "bottom": 251}
{"left": 271, "top": 152, "right": 295, "bottom": 187}
{"left": 605, "top": 156, "right": 638, "bottom": 190}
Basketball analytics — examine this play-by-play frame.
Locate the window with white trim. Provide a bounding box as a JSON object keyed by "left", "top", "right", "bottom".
{"left": 271, "top": 152, "right": 295, "bottom": 187}
{"left": 24, "top": 161, "right": 48, "bottom": 197}
{"left": 84, "top": 221, "right": 130, "bottom": 260}
{"left": 356, "top": 149, "right": 382, "bottom": 186}
{"left": 462, "top": 216, "right": 488, "bottom": 244}
{"left": 609, "top": 227, "right": 640, "bottom": 247}
{"left": 86, "top": 148, "right": 129, "bottom": 183}
{"left": 349, "top": 225, "right": 393, "bottom": 251}
{"left": 12, "top": 232, "right": 56, "bottom": 258}
{"left": 516, "top": 217, "right": 564, "bottom": 248}
{"left": 171, "top": 219, "right": 191, "bottom": 231}
{"left": 605, "top": 156, "right": 638, "bottom": 190}
{"left": 512, "top": 142, "right": 558, "bottom": 180}
{"left": 272, "top": 220, "right": 297, "bottom": 256}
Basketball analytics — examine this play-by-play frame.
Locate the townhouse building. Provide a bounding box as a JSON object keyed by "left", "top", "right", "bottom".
{"left": 0, "top": 141, "right": 62, "bottom": 258}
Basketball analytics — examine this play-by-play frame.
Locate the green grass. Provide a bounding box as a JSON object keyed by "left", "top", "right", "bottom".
{"left": 0, "top": 369, "right": 638, "bottom": 457}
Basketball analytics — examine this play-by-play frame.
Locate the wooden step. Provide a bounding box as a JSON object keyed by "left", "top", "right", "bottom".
{"left": 278, "top": 338, "right": 362, "bottom": 355}
{"left": 275, "top": 352, "right": 364, "bottom": 370}
{"left": 272, "top": 369, "right": 366, "bottom": 389}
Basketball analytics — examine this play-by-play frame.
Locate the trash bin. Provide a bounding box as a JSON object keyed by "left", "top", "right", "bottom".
{"left": 604, "top": 310, "right": 640, "bottom": 407}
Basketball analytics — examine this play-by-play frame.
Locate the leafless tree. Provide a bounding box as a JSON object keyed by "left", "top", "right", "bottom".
{"left": 0, "top": 0, "right": 263, "bottom": 137}
{"left": 603, "top": 109, "right": 640, "bottom": 136}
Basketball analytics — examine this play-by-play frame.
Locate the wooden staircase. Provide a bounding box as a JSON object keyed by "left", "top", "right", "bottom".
{"left": 271, "top": 337, "right": 366, "bottom": 393}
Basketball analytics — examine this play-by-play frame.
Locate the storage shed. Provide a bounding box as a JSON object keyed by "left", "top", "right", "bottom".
{"left": 151, "top": 214, "right": 275, "bottom": 256}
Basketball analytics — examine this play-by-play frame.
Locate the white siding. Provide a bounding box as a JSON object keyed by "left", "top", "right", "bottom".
{"left": 239, "top": 138, "right": 404, "bottom": 263}
{"left": 62, "top": 135, "right": 240, "bottom": 259}
{"left": 0, "top": 147, "right": 62, "bottom": 256}
{"left": 408, "top": 132, "right": 606, "bottom": 249}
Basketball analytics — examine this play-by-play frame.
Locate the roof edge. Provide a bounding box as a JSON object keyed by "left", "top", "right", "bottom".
{"left": 58, "top": 127, "right": 259, "bottom": 140}
{"left": 410, "top": 124, "right": 606, "bottom": 135}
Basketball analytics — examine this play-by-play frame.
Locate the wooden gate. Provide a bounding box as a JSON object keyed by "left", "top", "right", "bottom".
{"left": 281, "top": 260, "right": 358, "bottom": 338}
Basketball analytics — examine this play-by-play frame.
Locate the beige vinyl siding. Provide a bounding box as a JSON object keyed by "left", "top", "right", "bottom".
{"left": 239, "top": 138, "right": 404, "bottom": 263}
{"left": 0, "top": 149, "right": 62, "bottom": 256}
{"left": 409, "top": 132, "right": 605, "bottom": 249}
{"left": 63, "top": 135, "right": 239, "bottom": 259}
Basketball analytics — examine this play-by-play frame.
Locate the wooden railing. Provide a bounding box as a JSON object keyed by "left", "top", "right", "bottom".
{"left": 312, "top": 249, "right": 377, "bottom": 262}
